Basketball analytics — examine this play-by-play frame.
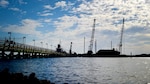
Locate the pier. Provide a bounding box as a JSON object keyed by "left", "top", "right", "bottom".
{"left": 0, "top": 39, "right": 66, "bottom": 60}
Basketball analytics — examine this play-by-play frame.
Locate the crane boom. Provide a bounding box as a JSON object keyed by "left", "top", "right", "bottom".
{"left": 119, "top": 18, "right": 125, "bottom": 54}
{"left": 87, "top": 19, "right": 96, "bottom": 54}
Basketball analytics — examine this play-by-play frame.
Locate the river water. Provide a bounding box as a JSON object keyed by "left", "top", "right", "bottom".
{"left": 0, "top": 57, "right": 150, "bottom": 84}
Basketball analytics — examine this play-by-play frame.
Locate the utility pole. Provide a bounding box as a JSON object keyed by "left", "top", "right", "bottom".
{"left": 41, "top": 42, "right": 43, "bottom": 48}
{"left": 95, "top": 40, "right": 97, "bottom": 54}
{"left": 59, "top": 39, "right": 61, "bottom": 45}
{"left": 51, "top": 45, "right": 52, "bottom": 50}
{"left": 69, "top": 42, "right": 72, "bottom": 54}
{"left": 8, "top": 32, "right": 11, "bottom": 41}
{"left": 33, "top": 39, "right": 35, "bottom": 47}
{"left": 23, "top": 37, "right": 26, "bottom": 56}
{"left": 84, "top": 37, "right": 85, "bottom": 54}
{"left": 32, "top": 39, "right": 35, "bottom": 56}
{"left": 23, "top": 37, "right": 26, "bottom": 44}
{"left": 46, "top": 43, "right": 48, "bottom": 49}
{"left": 87, "top": 19, "right": 96, "bottom": 55}
{"left": 111, "top": 41, "right": 112, "bottom": 49}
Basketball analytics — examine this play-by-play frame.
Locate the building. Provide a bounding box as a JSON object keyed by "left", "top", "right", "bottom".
{"left": 96, "top": 48, "right": 120, "bottom": 56}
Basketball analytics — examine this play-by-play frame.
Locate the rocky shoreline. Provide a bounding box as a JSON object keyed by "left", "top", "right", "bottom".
{"left": 0, "top": 68, "right": 54, "bottom": 84}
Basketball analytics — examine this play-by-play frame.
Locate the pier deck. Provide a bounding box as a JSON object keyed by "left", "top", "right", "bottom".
{"left": 0, "top": 39, "right": 66, "bottom": 59}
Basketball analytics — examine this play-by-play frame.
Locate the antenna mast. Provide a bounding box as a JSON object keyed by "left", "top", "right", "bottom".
{"left": 69, "top": 42, "right": 72, "bottom": 54}
{"left": 119, "top": 18, "right": 125, "bottom": 54}
{"left": 87, "top": 19, "right": 96, "bottom": 55}
{"left": 95, "top": 40, "right": 97, "bottom": 53}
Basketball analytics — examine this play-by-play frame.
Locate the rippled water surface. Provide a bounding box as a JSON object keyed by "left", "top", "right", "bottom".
{"left": 0, "top": 57, "right": 150, "bottom": 84}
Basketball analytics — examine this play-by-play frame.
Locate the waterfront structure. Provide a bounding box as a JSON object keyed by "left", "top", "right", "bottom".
{"left": 119, "top": 18, "right": 125, "bottom": 54}
{"left": 87, "top": 19, "right": 96, "bottom": 55}
{"left": 0, "top": 39, "right": 66, "bottom": 59}
{"left": 96, "top": 49, "right": 120, "bottom": 56}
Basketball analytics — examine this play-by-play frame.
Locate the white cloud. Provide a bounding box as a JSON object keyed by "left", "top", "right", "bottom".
{"left": 44, "top": 5, "right": 53, "bottom": 10}
{"left": 49, "top": 0, "right": 150, "bottom": 54}
{"left": 0, "top": 0, "right": 9, "bottom": 7}
{"left": 43, "top": 1, "right": 74, "bottom": 11}
{"left": 55, "top": 1, "right": 67, "bottom": 8}
{"left": 2, "top": 19, "right": 42, "bottom": 36}
{"left": 44, "top": 19, "right": 51, "bottom": 23}
{"left": 9, "top": 7, "right": 21, "bottom": 12}
{"left": 54, "top": 15, "right": 78, "bottom": 30}
{"left": 2, "top": 0, "right": 150, "bottom": 54}
{"left": 38, "top": 1, "right": 74, "bottom": 17}
{"left": 38, "top": 12, "right": 53, "bottom": 16}
{"left": 37, "top": 5, "right": 54, "bottom": 16}
{"left": 32, "top": 0, "right": 150, "bottom": 54}
{"left": 9, "top": 7, "right": 26, "bottom": 14}
{"left": 18, "top": 0, "right": 27, "bottom": 4}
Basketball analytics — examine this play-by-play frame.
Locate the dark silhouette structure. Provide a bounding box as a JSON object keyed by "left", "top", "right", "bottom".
{"left": 96, "top": 49, "right": 120, "bottom": 56}
{"left": 69, "top": 42, "right": 72, "bottom": 54}
{"left": 0, "top": 39, "right": 66, "bottom": 60}
{"left": 56, "top": 44, "right": 62, "bottom": 52}
{"left": 87, "top": 19, "right": 96, "bottom": 55}
{"left": 119, "top": 18, "right": 125, "bottom": 54}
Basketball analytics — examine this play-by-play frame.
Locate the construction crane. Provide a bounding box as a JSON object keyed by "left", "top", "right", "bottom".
{"left": 87, "top": 19, "right": 96, "bottom": 55}
{"left": 119, "top": 18, "right": 125, "bottom": 54}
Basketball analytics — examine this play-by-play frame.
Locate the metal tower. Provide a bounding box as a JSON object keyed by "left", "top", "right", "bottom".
{"left": 87, "top": 19, "right": 96, "bottom": 55}
{"left": 119, "top": 18, "right": 125, "bottom": 54}
{"left": 95, "top": 40, "right": 97, "bottom": 53}
{"left": 69, "top": 42, "right": 72, "bottom": 54}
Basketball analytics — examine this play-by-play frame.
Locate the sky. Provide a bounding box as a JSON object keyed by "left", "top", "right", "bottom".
{"left": 0, "top": 0, "right": 150, "bottom": 55}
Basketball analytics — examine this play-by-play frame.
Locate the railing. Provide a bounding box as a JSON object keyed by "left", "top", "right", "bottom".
{"left": 0, "top": 39, "right": 67, "bottom": 59}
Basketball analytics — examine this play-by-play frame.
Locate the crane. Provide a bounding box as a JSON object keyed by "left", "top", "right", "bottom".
{"left": 119, "top": 18, "right": 125, "bottom": 54}
{"left": 87, "top": 19, "right": 96, "bottom": 55}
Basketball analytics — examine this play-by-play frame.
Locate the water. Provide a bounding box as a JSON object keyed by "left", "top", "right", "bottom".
{"left": 0, "top": 57, "right": 150, "bottom": 84}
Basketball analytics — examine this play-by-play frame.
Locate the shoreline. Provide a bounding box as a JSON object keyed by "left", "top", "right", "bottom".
{"left": 0, "top": 54, "right": 150, "bottom": 60}
{"left": 0, "top": 68, "right": 54, "bottom": 84}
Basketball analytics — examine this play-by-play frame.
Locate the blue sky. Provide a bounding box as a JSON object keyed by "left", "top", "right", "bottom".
{"left": 0, "top": 0, "right": 150, "bottom": 55}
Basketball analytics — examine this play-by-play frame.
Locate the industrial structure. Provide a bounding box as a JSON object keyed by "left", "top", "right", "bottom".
{"left": 119, "top": 18, "right": 125, "bottom": 54}
{"left": 69, "top": 42, "right": 72, "bottom": 54}
{"left": 87, "top": 19, "right": 96, "bottom": 55}
{"left": 0, "top": 18, "right": 127, "bottom": 59}
{"left": 0, "top": 38, "right": 66, "bottom": 60}
{"left": 96, "top": 49, "right": 120, "bottom": 56}
{"left": 95, "top": 18, "right": 125, "bottom": 56}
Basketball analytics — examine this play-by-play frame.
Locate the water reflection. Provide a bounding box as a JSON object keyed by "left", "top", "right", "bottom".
{"left": 0, "top": 57, "right": 150, "bottom": 84}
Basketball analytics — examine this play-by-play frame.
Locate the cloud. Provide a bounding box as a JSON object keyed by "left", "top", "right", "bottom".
{"left": 2, "top": 0, "right": 150, "bottom": 54}
{"left": 38, "top": 12, "right": 53, "bottom": 16}
{"left": 125, "top": 26, "right": 147, "bottom": 34}
{"left": 35, "top": 0, "right": 150, "bottom": 54}
{"left": 9, "top": 7, "right": 20, "bottom": 11}
{"left": 55, "top": 0, "right": 150, "bottom": 54}
{"left": 18, "top": 0, "right": 27, "bottom": 4}
{"left": 44, "top": 5, "right": 54, "bottom": 10}
{"left": 2, "top": 19, "right": 42, "bottom": 36}
{"left": 124, "top": 26, "right": 150, "bottom": 44}
{"left": 100, "top": 30, "right": 118, "bottom": 36}
{"left": 38, "top": 1, "right": 74, "bottom": 17}
{"left": 55, "top": 1, "right": 67, "bottom": 8}
{"left": 44, "top": 1, "right": 74, "bottom": 11}
{"left": 9, "top": 7, "right": 22, "bottom": 12}
{"left": 0, "top": 0, "right": 9, "bottom": 7}
{"left": 37, "top": 5, "right": 54, "bottom": 16}
{"left": 44, "top": 19, "right": 51, "bottom": 23}
{"left": 54, "top": 15, "right": 78, "bottom": 30}
{"left": 8, "top": 7, "right": 26, "bottom": 14}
